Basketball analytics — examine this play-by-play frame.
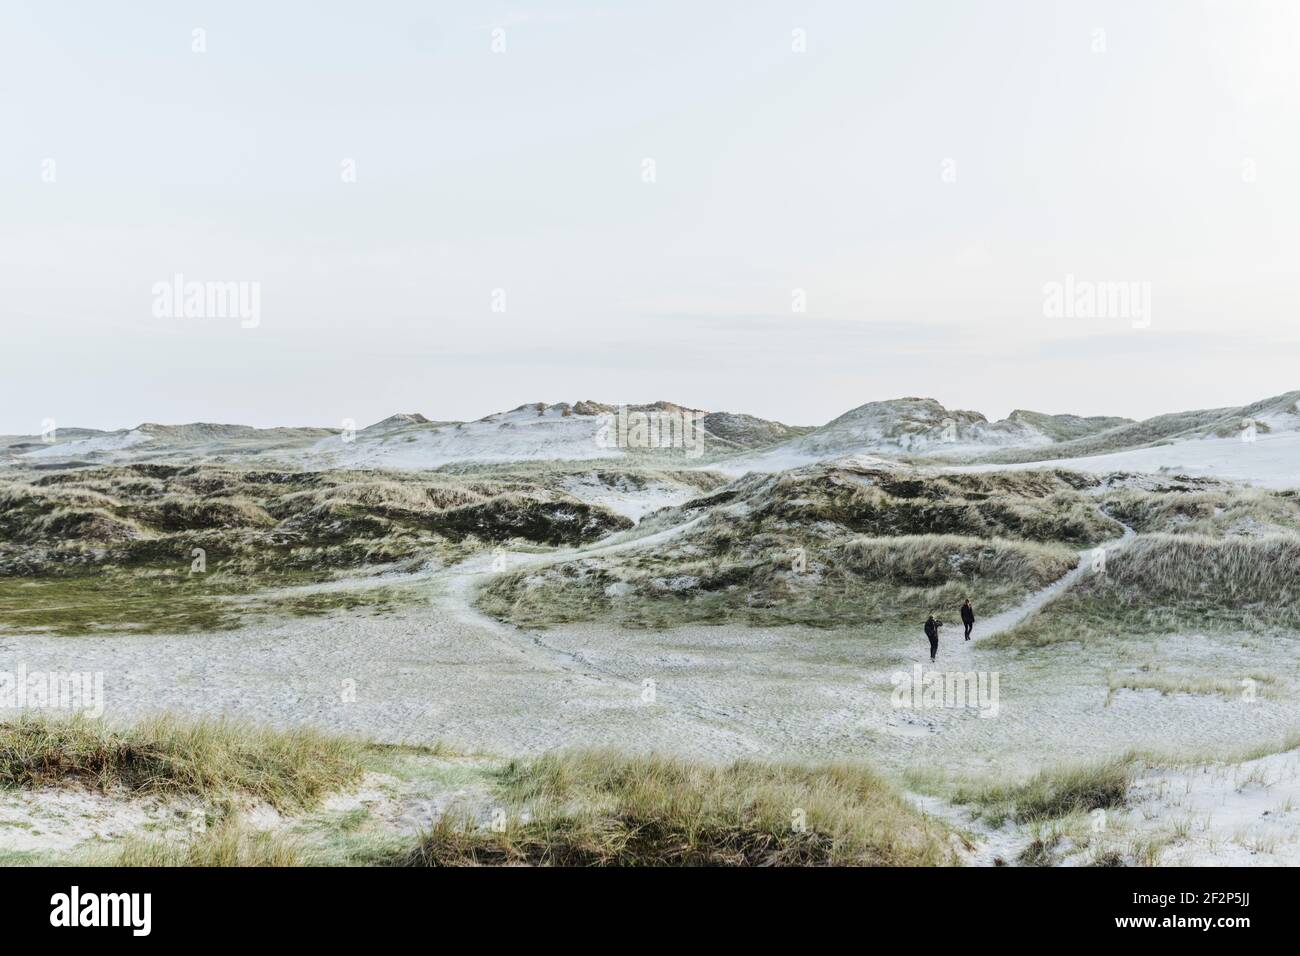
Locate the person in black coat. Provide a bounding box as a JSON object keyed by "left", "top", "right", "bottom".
{"left": 960, "top": 599, "right": 975, "bottom": 641}
{"left": 924, "top": 614, "right": 942, "bottom": 662}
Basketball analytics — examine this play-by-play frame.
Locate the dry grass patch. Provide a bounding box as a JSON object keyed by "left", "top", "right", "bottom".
{"left": 953, "top": 757, "right": 1136, "bottom": 827}
{"left": 478, "top": 533, "right": 1077, "bottom": 631}
{"left": 0, "top": 714, "right": 362, "bottom": 811}
{"left": 1107, "top": 670, "right": 1278, "bottom": 700}
{"left": 1102, "top": 487, "right": 1300, "bottom": 537}
{"left": 988, "top": 532, "right": 1300, "bottom": 646}
{"left": 400, "top": 750, "right": 960, "bottom": 866}
{"left": 101, "top": 816, "right": 311, "bottom": 867}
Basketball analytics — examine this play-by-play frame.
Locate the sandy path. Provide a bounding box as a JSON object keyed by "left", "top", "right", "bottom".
{"left": 435, "top": 523, "right": 764, "bottom": 745}
{"left": 5, "top": 514, "right": 1298, "bottom": 864}
{"left": 925, "top": 521, "right": 1135, "bottom": 664}
{"left": 0, "top": 513, "right": 764, "bottom": 760}
{"left": 7, "top": 513, "right": 1285, "bottom": 775}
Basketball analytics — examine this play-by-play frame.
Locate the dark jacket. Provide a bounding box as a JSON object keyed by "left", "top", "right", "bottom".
{"left": 924, "top": 618, "right": 938, "bottom": 640}
{"left": 960, "top": 604, "right": 974, "bottom": 624}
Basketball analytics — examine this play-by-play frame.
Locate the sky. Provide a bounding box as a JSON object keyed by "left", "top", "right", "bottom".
{"left": 2, "top": 0, "right": 1299, "bottom": 434}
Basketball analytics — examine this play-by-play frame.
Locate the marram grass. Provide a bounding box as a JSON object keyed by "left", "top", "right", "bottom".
{"left": 400, "top": 750, "right": 960, "bottom": 867}
{"left": 0, "top": 713, "right": 362, "bottom": 811}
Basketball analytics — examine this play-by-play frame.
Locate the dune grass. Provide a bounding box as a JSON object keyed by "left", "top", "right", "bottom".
{"left": 101, "top": 816, "right": 312, "bottom": 867}
{"left": 1097, "top": 533, "right": 1300, "bottom": 608}
{"left": 726, "top": 466, "right": 1121, "bottom": 546}
{"left": 399, "top": 750, "right": 959, "bottom": 866}
{"left": 952, "top": 756, "right": 1136, "bottom": 828}
{"left": 1102, "top": 487, "right": 1300, "bottom": 537}
{"left": 0, "top": 463, "right": 648, "bottom": 634}
{"left": 1124, "top": 730, "right": 1300, "bottom": 769}
{"left": 475, "top": 463, "right": 1113, "bottom": 632}
{"left": 477, "top": 533, "right": 1077, "bottom": 631}
{"left": 988, "top": 532, "right": 1300, "bottom": 647}
{"left": 0, "top": 714, "right": 363, "bottom": 811}
{"left": 0, "top": 573, "right": 248, "bottom": 635}
{"left": 836, "top": 534, "right": 1075, "bottom": 588}
{"left": 0, "top": 568, "right": 420, "bottom": 636}
{"left": 0, "top": 466, "right": 629, "bottom": 569}
{"left": 1106, "top": 670, "right": 1278, "bottom": 700}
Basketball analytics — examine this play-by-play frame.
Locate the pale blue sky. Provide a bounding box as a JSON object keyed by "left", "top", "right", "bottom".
{"left": 3, "top": 0, "right": 1298, "bottom": 433}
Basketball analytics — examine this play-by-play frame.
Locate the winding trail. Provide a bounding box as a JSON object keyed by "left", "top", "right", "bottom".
{"left": 440, "top": 514, "right": 1137, "bottom": 704}
{"left": 428, "top": 506, "right": 1140, "bottom": 864}
{"left": 900, "top": 519, "right": 1137, "bottom": 864}
{"left": 21, "top": 498, "right": 1291, "bottom": 865}
{"left": 435, "top": 514, "right": 764, "bottom": 746}
{"left": 0, "top": 502, "right": 1142, "bottom": 863}
{"left": 937, "top": 520, "right": 1135, "bottom": 661}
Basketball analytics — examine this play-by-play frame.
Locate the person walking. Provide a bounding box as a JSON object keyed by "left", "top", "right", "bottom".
{"left": 960, "top": 599, "right": 975, "bottom": 641}
{"left": 923, "top": 614, "right": 942, "bottom": 662}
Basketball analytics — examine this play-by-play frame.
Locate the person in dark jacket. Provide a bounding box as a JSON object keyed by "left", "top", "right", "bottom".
{"left": 960, "top": 599, "right": 975, "bottom": 641}
{"left": 924, "top": 614, "right": 942, "bottom": 662}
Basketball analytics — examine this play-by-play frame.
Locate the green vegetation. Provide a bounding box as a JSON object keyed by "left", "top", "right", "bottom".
{"left": 434, "top": 459, "right": 729, "bottom": 496}
{"left": 1, "top": 464, "right": 632, "bottom": 571}
{"left": 837, "top": 534, "right": 1075, "bottom": 588}
{"left": 4, "top": 718, "right": 957, "bottom": 867}
{"left": 952, "top": 757, "right": 1135, "bottom": 827}
{"left": 1101, "top": 486, "right": 1300, "bottom": 537}
{"left": 103, "top": 817, "right": 312, "bottom": 867}
{"left": 0, "top": 714, "right": 362, "bottom": 811}
{"left": 0, "top": 463, "right": 634, "bottom": 634}
{"left": 684, "top": 465, "right": 1120, "bottom": 545}
{"left": 479, "top": 532, "right": 1077, "bottom": 630}
{"left": 990, "top": 532, "right": 1300, "bottom": 647}
{"left": 1017, "top": 833, "right": 1065, "bottom": 867}
{"left": 477, "top": 463, "right": 1102, "bottom": 630}
{"left": 0, "top": 573, "right": 245, "bottom": 635}
{"left": 0, "top": 570, "right": 429, "bottom": 636}
{"left": 1106, "top": 669, "right": 1278, "bottom": 700}
{"left": 399, "top": 750, "right": 959, "bottom": 866}
{"left": 1221, "top": 730, "right": 1300, "bottom": 764}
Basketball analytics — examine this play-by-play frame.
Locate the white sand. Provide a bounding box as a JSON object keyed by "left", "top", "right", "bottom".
{"left": 2, "top": 513, "right": 1296, "bottom": 864}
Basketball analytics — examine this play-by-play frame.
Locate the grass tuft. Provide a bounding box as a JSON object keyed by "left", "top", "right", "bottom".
{"left": 0, "top": 714, "right": 362, "bottom": 811}
{"left": 989, "top": 532, "right": 1300, "bottom": 646}
{"left": 101, "top": 816, "right": 311, "bottom": 867}
{"left": 399, "top": 750, "right": 959, "bottom": 866}
{"left": 953, "top": 757, "right": 1136, "bottom": 827}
